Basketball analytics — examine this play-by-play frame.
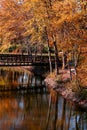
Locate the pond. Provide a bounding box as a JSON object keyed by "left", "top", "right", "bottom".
{"left": 0, "top": 67, "right": 87, "bottom": 130}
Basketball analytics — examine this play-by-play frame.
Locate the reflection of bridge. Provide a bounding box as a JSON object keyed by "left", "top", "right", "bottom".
{"left": 0, "top": 53, "right": 55, "bottom": 66}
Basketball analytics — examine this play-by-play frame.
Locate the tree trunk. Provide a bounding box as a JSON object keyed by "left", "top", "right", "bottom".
{"left": 45, "top": 27, "right": 52, "bottom": 73}
{"left": 62, "top": 51, "right": 67, "bottom": 70}
{"left": 34, "top": 46, "right": 37, "bottom": 62}
{"left": 53, "top": 36, "right": 59, "bottom": 75}
{"left": 48, "top": 42, "right": 52, "bottom": 73}
{"left": 62, "top": 51, "right": 65, "bottom": 69}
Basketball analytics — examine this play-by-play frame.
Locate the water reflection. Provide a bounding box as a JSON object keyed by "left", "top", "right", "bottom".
{"left": 0, "top": 92, "right": 50, "bottom": 130}
{"left": 47, "top": 90, "right": 87, "bottom": 130}
{"left": 0, "top": 68, "right": 87, "bottom": 130}
{"left": 0, "top": 67, "right": 44, "bottom": 91}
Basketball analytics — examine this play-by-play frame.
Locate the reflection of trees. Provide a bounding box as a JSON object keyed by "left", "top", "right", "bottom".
{"left": 67, "top": 105, "right": 72, "bottom": 130}
{"left": 46, "top": 94, "right": 52, "bottom": 130}
{"left": 46, "top": 92, "right": 87, "bottom": 130}
{"left": 77, "top": 112, "right": 87, "bottom": 130}
{"left": 0, "top": 90, "right": 87, "bottom": 130}
{"left": 59, "top": 100, "right": 87, "bottom": 130}
{"left": 60, "top": 99, "right": 66, "bottom": 130}
{"left": 0, "top": 68, "right": 44, "bottom": 90}
{"left": 53, "top": 93, "right": 58, "bottom": 130}
{"left": 0, "top": 93, "right": 50, "bottom": 130}
{"left": 46, "top": 90, "right": 58, "bottom": 130}
{"left": 0, "top": 68, "right": 87, "bottom": 130}
{"left": 0, "top": 97, "right": 24, "bottom": 130}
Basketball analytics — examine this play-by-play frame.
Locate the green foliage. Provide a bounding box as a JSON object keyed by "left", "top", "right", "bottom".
{"left": 3, "top": 45, "right": 18, "bottom": 53}
{"left": 8, "top": 45, "right": 17, "bottom": 52}
{"left": 42, "top": 46, "right": 48, "bottom": 53}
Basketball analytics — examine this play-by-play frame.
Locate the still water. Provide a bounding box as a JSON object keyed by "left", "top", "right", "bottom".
{"left": 0, "top": 67, "right": 87, "bottom": 130}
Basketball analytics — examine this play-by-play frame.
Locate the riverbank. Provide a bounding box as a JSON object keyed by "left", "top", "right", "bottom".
{"left": 45, "top": 69, "right": 87, "bottom": 109}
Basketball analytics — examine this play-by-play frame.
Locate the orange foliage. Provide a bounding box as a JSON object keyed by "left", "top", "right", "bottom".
{"left": 0, "top": 0, "right": 87, "bottom": 85}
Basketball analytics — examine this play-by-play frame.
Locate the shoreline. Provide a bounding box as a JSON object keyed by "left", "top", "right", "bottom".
{"left": 44, "top": 69, "right": 87, "bottom": 110}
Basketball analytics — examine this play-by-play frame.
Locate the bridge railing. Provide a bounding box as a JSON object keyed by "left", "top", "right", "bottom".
{"left": 0, "top": 53, "right": 55, "bottom": 66}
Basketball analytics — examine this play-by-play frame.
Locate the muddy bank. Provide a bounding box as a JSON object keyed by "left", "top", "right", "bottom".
{"left": 45, "top": 69, "right": 87, "bottom": 110}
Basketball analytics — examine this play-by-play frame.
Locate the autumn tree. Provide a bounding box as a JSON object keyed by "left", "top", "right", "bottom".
{"left": 53, "top": 0, "right": 87, "bottom": 86}
{"left": 0, "top": 0, "right": 87, "bottom": 82}
{"left": 23, "top": 0, "right": 60, "bottom": 74}
{"left": 0, "top": 0, "right": 27, "bottom": 52}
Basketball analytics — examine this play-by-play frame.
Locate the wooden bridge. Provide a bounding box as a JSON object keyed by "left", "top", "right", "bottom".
{"left": 0, "top": 53, "right": 55, "bottom": 66}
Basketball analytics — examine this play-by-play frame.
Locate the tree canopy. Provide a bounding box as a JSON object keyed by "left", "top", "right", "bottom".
{"left": 0, "top": 0, "right": 87, "bottom": 85}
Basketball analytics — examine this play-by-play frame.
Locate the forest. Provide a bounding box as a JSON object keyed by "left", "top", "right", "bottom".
{"left": 0, "top": 0, "right": 87, "bottom": 89}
